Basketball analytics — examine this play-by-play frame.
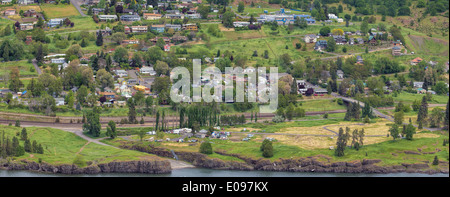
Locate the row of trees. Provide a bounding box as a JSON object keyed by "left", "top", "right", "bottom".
{"left": 335, "top": 127, "right": 365, "bottom": 157}
{"left": 0, "top": 127, "right": 45, "bottom": 159}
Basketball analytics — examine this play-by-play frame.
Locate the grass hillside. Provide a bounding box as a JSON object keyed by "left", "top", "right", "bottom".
{"left": 0, "top": 125, "right": 162, "bottom": 166}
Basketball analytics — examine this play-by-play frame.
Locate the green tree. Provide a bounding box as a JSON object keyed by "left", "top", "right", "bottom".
{"left": 417, "top": 96, "right": 428, "bottom": 126}
{"left": 128, "top": 98, "right": 137, "bottom": 124}
{"left": 326, "top": 36, "right": 336, "bottom": 52}
{"left": 432, "top": 156, "right": 439, "bottom": 165}
{"left": 238, "top": 1, "right": 245, "bottom": 13}
{"left": 20, "top": 128, "right": 28, "bottom": 141}
{"left": 360, "top": 20, "right": 369, "bottom": 35}
{"left": 222, "top": 11, "right": 235, "bottom": 28}
{"left": 96, "top": 32, "right": 103, "bottom": 46}
{"left": 389, "top": 124, "right": 400, "bottom": 141}
{"left": 106, "top": 120, "right": 117, "bottom": 139}
{"left": 82, "top": 107, "right": 101, "bottom": 137}
{"left": 8, "top": 68, "right": 23, "bottom": 92}
{"left": 76, "top": 85, "right": 88, "bottom": 105}
{"left": 394, "top": 111, "right": 404, "bottom": 125}
{"left": 319, "top": 26, "right": 331, "bottom": 36}
{"left": 24, "top": 139, "right": 32, "bottom": 152}
{"left": 261, "top": 139, "right": 273, "bottom": 158}
{"left": 405, "top": 123, "right": 416, "bottom": 140}
{"left": 335, "top": 128, "right": 346, "bottom": 157}
{"left": 199, "top": 142, "right": 213, "bottom": 154}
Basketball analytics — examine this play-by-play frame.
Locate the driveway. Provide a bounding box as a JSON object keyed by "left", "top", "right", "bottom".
{"left": 71, "top": 0, "right": 87, "bottom": 17}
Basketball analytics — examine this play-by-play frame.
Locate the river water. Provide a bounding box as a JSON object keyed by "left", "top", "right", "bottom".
{"left": 0, "top": 168, "right": 448, "bottom": 177}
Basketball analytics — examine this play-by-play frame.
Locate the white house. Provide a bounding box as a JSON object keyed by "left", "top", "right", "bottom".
{"left": 304, "top": 34, "right": 317, "bottom": 43}
{"left": 140, "top": 66, "right": 156, "bottom": 75}
{"left": 328, "top": 13, "right": 338, "bottom": 19}
{"left": 51, "top": 58, "right": 66, "bottom": 64}
{"left": 98, "top": 15, "right": 118, "bottom": 21}
{"left": 115, "top": 70, "right": 128, "bottom": 77}
{"left": 337, "top": 18, "right": 344, "bottom": 23}
{"left": 55, "top": 98, "right": 65, "bottom": 106}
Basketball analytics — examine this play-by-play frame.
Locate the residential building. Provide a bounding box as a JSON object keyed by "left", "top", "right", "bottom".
{"left": 131, "top": 26, "right": 148, "bottom": 33}
{"left": 47, "top": 18, "right": 64, "bottom": 27}
{"left": 392, "top": 46, "right": 402, "bottom": 56}
{"left": 410, "top": 57, "right": 423, "bottom": 65}
{"left": 368, "top": 36, "right": 377, "bottom": 45}
{"left": 328, "top": 13, "right": 338, "bottom": 19}
{"left": 115, "top": 70, "right": 128, "bottom": 77}
{"left": 164, "top": 44, "right": 171, "bottom": 52}
{"left": 183, "top": 23, "right": 198, "bottom": 31}
{"left": 51, "top": 58, "right": 66, "bottom": 64}
{"left": 143, "top": 13, "right": 162, "bottom": 20}
{"left": 140, "top": 66, "right": 156, "bottom": 75}
{"left": 18, "top": 0, "right": 34, "bottom": 5}
{"left": 296, "top": 80, "right": 307, "bottom": 94}
{"left": 172, "top": 35, "right": 188, "bottom": 42}
{"left": 1, "top": 0, "right": 12, "bottom": 5}
{"left": 124, "top": 26, "right": 131, "bottom": 34}
{"left": 55, "top": 98, "right": 65, "bottom": 106}
{"left": 314, "top": 40, "right": 327, "bottom": 51}
{"left": 92, "top": 8, "right": 105, "bottom": 15}
{"left": 4, "top": 9, "right": 15, "bottom": 16}
{"left": 337, "top": 18, "right": 344, "bottom": 23}
{"left": 25, "top": 36, "right": 32, "bottom": 45}
{"left": 23, "top": 9, "right": 37, "bottom": 17}
{"left": 120, "top": 15, "right": 141, "bottom": 21}
{"left": 413, "top": 82, "right": 424, "bottom": 88}
{"left": 233, "top": 21, "right": 250, "bottom": 27}
{"left": 336, "top": 70, "right": 344, "bottom": 79}
{"left": 305, "top": 18, "right": 316, "bottom": 24}
{"left": 98, "top": 15, "right": 118, "bottom": 21}
{"left": 151, "top": 25, "right": 165, "bottom": 33}
{"left": 150, "top": 36, "right": 170, "bottom": 43}
{"left": 19, "top": 23, "right": 34, "bottom": 31}
{"left": 185, "top": 13, "right": 201, "bottom": 19}
{"left": 122, "top": 40, "right": 139, "bottom": 45}
{"left": 333, "top": 35, "right": 346, "bottom": 45}
{"left": 356, "top": 56, "right": 364, "bottom": 64}
{"left": 88, "top": 0, "right": 100, "bottom": 5}
{"left": 165, "top": 14, "right": 184, "bottom": 19}
{"left": 356, "top": 38, "right": 364, "bottom": 45}
{"left": 165, "top": 24, "right": 182, "bottom": 31}
{"left": 166, "top": 9, "right": 181, "bottom": 14}
{"left": 304, "top": 34, "right": 317, "bottom": 43}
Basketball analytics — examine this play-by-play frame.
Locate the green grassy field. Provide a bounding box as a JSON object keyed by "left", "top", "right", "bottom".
{"left": 0, "top": 125, "right": 161, "bottom": 166}
{"left": 0, "top": 60, "right": 37, "bottom": 77}
{"left": 40, "top": 4, "right": 80, "bottom": 18}
{"left": 299, "top": 99, "right": 346, "bottom": 112}
{"left": 393, "top": 92, "right": 449, "bottom": 105}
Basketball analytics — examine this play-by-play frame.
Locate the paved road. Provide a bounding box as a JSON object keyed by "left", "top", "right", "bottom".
{"left": 71, "top": 0, "right": 87, "bottom": 17}
{"left": 32, "top": 59, "right": 42, "bottom": 75}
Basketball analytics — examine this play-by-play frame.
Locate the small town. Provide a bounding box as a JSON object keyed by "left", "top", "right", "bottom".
{"left": 0, "top": 0, "right": 448, "bottom": 182}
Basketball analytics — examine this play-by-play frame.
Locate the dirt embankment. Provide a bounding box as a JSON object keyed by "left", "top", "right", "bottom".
{"left": 0, "top": 159, "right": 172, "bottom": 174}
{"left": 122, "top": 143, "right": 449, "bottom": 174}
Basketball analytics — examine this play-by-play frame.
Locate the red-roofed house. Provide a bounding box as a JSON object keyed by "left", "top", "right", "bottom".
{"left": 410, "top": 57, "right": 423, "bottom": 65}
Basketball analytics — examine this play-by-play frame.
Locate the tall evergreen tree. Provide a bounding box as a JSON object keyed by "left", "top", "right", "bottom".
{"left": 335, "top": 128, "right": 346, "bottom": 157}
{"left": 417, "top": 96, "right": 428, "bottom": 126}
{"left": 96, "top": 32, "right": 103, "bottom": 46}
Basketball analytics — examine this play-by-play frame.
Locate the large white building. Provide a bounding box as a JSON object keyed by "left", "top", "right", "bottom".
{"left": 98, "top": 15, "right": 118, "bottom": 21}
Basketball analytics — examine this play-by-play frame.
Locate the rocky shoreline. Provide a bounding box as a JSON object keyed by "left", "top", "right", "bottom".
{"left": 122, "top": 143, "right": 449, "bottom": 175}
{"left": 0, "top": 159, "right": 172, "bottom": 175}
{"left": 1, "top": 142, "right": 448, "bottom": 175}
